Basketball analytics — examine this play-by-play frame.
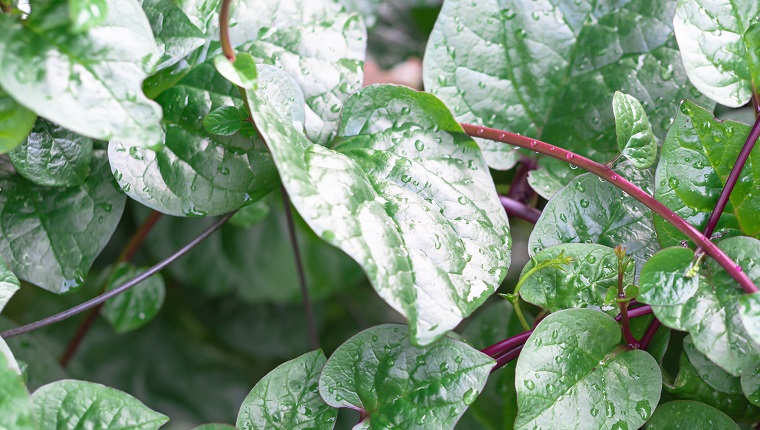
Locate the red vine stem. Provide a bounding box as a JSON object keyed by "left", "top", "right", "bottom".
{"left": 638, "top": 318, "right": 662, "bottom": 351}
{"left": 219, "top": 0, "right": 236, "bottom": 62}
{"left": 460, "top": 123, "right": 758, "bottom": 294}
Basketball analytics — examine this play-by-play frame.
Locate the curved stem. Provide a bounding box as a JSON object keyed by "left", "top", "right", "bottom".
{"left": 219, "top": 0, "right": 235, "bottom": 62}
{"left": 500, "top": 195, "right": 541, "bottom": 224}
{"left": 491, "top": 345, "right": 524, "bottom": 372}
{"left": 1, "top": 212, "right": 235, "bottom": 339}
{"left": 638, "top": 318, "right": 662, "bottom": 351}
{"left": 460, "top": 123, "right": 758, "bottom": 294}
{"left": 481, "top": 330, "right": 532, "bottom": 358}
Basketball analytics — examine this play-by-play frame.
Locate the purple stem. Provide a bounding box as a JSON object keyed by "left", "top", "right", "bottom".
{"left": 639, "top": 318, "right": 662, "bottom": 351}
{"left": 491, "top": 345, "right": 524, "bottom": 372}
{"left": 481, "top": 330, "right": 533, "bottom": 357}
{"left": 617, "top": 305, "right": 652, "bottom": 321}
{"left": 500, "top": 195, "right": 542, "bottom": 224}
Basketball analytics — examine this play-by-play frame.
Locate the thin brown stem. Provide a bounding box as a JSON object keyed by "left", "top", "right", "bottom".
{"left": 460, "top": 123, "right": 758, "bottom": 294}
{"left": 219, "top": 0, "right": 236, "bottom": 62}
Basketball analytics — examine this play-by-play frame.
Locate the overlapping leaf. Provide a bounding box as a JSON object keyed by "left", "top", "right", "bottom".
{"left": 0, "top": 152, "right": 126, "bottom": 293}
{"left": 0, "top": 351, "right": 33, "bottom": 430}
{"left": 514, "top": 309, "right": 661, "bottom": 430}
{"left": 102, "top": 262, "right": 165, "bottom": 333}
{"left": 0, "top": 88, "right": 35, "bottom": 153}
{"left": 0, "top": 256, "right": 19, "bottom": 312}
{"left": 613, "top": 92, "right": 657, "bottom": 169}
{"left": 141, "top": 0, "right": 210, "bottom": 71}
{"left": 682, "top": 336, "right": 742, "bottom": 395}
{"left": 319, "top": 324, "right": 494, "bottom": 429}
{"left": 645, "top": 401, "right": 739, "bottom": 429}
{"left": 638, "top": 247, "right": 700, "bottom": 306}
{"left": 0, "top": 0, "right": 163, "bottom": 147}
{"left": 249, "top": 82, "right": 511, "bottom": 345}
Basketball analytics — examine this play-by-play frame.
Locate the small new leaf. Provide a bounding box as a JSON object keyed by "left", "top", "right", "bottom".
{"left": 612, "top": 92, "right": 657, "bottom": 169}
{"left": 103, "top": 262, "right": 166, "bottom": 333}
{"left": 203, "top": 106, "right": 246, "bottom": 136}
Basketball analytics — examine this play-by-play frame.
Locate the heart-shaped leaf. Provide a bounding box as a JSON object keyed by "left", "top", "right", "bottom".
{"left": 319, "top": 324, "right": 494, "bottom": 429}
{"left": 0, "top": 88, "right": 36, "bottom": 153}
{"left": 0, "top": 351, "right": 33, "bottom": 430}
{"left": 0, "top": 0, "right": 163, "bottom": 147}
{"left": 645, "top": 401, "right": 740, "bottom": 429}
{"left": 203, "top": 106, "right": 247, "bottom": 136}
{"left": 249, "top": 82, "right": 511, "bottom": 345}
{"left": 102, "top": 262, "right": 165, "bottom": 333}
{"left": 236, "top": 350, "right": 336, "bottom": 430}
{"left": 682, "top": 335, "right": 742, "bottom": 394}
{"left": 673, "top": 0, "right": 760, "bottom": 107}
{"left": 0, "top": 256, "right": 19, "bottom": 312}
{"left": 613, "top": 92, "right": 657, "bottom": 169}
{"left": 31, "top": 379, "right": 169, "bottom": 429}
{"left": 654, "top": 101, "right": 758, "bottom": 246}
{"left": 141, "top": 0, "right": 209, "bottom": 71}
{"left": 515, "top": 309, "right": 661, "bottom": 430}
{"left": 8, "top": 118, "right": 92, "bottom": 187}
{"left": 638, "top": 247, "right": 700, "bottom": 306}
{"left": 0, "top": 151, "right": 126, "bottom": 293}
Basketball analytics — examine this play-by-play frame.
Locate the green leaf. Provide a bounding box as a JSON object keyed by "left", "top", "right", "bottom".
{"left": 8, "top": 118, "right": 93, "bottom": 187}
{"left": 0, "top": 351, "right": 33, "bottom": 430}
{"left": 645, "top": 401, "right": 740, "bottom": 429}
{"left": 203, "top": 106, "right": 247, "bottom": 136}
{"left": 109, "top": 63, "right": 284, "bottom": 217}
{"left": 529, "top": 162, "right": 659, "bottom": 274}
{"left": 0, "top": 255, "right": 19, "bottom": 312}
{"left": 249, "top": 83, "right": 511, "bottom": 345}
{"left": 319, "top": 324, "right": 494, "bottom": 429}
{"left": 514, "top": 309, "right": 661, "bottom": 430}
{"left": 0, "top": 317, "right": 67, "bottom": 391}
{"left": 69, "top": 0, "right": 107, "bottom": 33}
{"left": 102, "top": 262, "right": 166, "bottom": 333}
{"left": 673, "top": 0, "right": 760, "bottom": 107}
{"left": 0, "top": 0, "right": 163, "bottom": 148}
{"left": 519, "top": 244, "right": 633, "bottom": 316}
{"left": 31, "top": 379, "right": 169, "bottom": 429}
{"left": 0, "top": 88, "right": 36, "bottom": 153}
{"left": 214, "top": 53, "right": 259, "bottom": 89}
{"left": 612, "top": 92, "right": 657, "bottom": 169}
{"left": 638, "top": 247, "right": 700, "bottom": 306}
{"left": 654, "top": 101, "right": 759, "bottom": 246}
{"left": 424, "top": 0, "right": 708, "bottom": 178}
{"left": 741, "top": 359, "right": 760, "bottom": 406}
{"left": 141, "top": 0, "right": 208, "bottom": 71}
{"left": 652, "top": 236, "right": 760, "bottom": 376}
{"left": 738, "top": 292, "right": 760, "bottom": 346}
{"left": 236, "top": 350, "right": 336, "bottom": 430}
{"left": 192, "top": 425, "right": 238, "bottom": 430}
{"left": 0, "top": 151, "right": 126, "bottom": 293}
{"left": 682, "top": 335, "right": 742, "bottom": 395}
{"left": 228, "top": 200, "right": 270, "bottom": 228}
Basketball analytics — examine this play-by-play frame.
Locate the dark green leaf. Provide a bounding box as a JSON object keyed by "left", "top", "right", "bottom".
{"left": 673, "top": 0, "right": 760, "bottom": 107}
{"left": 0, "top": 350, "right": 33, "bottom": 430}
{"left": 0, "top": 152, "right": 126, "bottom": 293}
{"left": 519, "top": 244, "right": 633, "bottom": 316}
{"left": 613, "top": 92, "right": 657, "bottom": 169}
{"left": 645, "top": 401, "right": 739, "bottom": 429}
{"left": 0, "top": 317, "right": 67, "bottom": 391}
{"left": 0, "top": 0, "right": 163, "bottom": 147}
{"left": 319, "top": 324, "right": 494, "bottom": 429}
{"left": 738, "top": 292, "right": 760, "bottom": 346}
{"left": 31, "top": 379, "right": 169, "bottom": 429}
{"left": 102, "top": 262, "right": 165, "bottom": 333}
{"left": 638, "top": 247, "right": 700, "bottom": 306}
{"left": 69, "top": 0, "right": 107, "bottom": 33}
{"left": 236, "top": 350, "right": 336, "bottom": 430}
{"left": 0, "top": 255, "right": 19, "bottom": 311}
{"left": 203, "top": 106, "right": 246, "bottom": 136}
{"left": 249, "top": 83, "right": 511, "bottom": 345}
{"left": 682, "top": 335, "right": 742, "bottom": 394}
{"left": 8, "top": 118, "right": 92, "bottom": 187}
{"left": 0, "top": 88, "right": 36, "bottom": 153}
{"left": 741, "top": 359, "right": 760, "bottom": 406}
{"left": 654, "top": 101, "right": 758, "bottom": 246}
{"left": 228, "top": 200, "right": 270, "bottom": 228}
{"left": 515, "top": 309, "right": 661, "bottom": 430}
{"left": 141, "top": 0, "right": 209, "bottom": 71}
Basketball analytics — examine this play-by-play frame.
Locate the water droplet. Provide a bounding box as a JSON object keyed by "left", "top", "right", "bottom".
{"left": 128, "top": 147, "right": 144, "bottom": 160}
{"left": 463, "top": 388, "right": 478, "bottom": 405}
{"left": 523, "top": 380, "right": 536, "bottom": 390}
{"left": 515, "top": 29, "right": 528, "bottom": 39}
{"left": 477, "top": 128, "right": 485, "bottom": 135}
{"left": 605, "top": 401, "right": 616, "bottom": 418}
{"left": 414, "top": 140, "right": 425, "bottom": 151}
{"left": 580, "top": 199, "right": 590, "bottom": 208}
{"left": 736, "top": 265, "right": 743, "bottom": 272}
{"left": 500, "top": 8, "right": 516, "bottom": 20}
{"left": 217, "top": 165, "right": 230, "bottom": 175}
{"left": 590, "top": 407, "right": 599, "bottom": 417}
{"left": 400, "top": 106, "right": 411, "bottom": 115}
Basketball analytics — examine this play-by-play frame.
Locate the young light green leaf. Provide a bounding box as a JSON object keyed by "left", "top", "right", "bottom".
{"left": 319, "top": 324, "right": 494, "bottom": 429}
{"left": 514, "top": 309, "right": 661, "bottom": 430}
{"left": 0, "top": 255, "right": 19, "bottom": 312}
{"left": 214, "top": 53, "right": 259, "bottom": 89}
{"left": 424, "top": 0, "right": 710, "bottom": 178}
{"left": 236, "top": 350, "right": 336, "bottom": 430}
{"left": 654, "top": 101, "right": 758, "bottom": 246}
{"left": 645, "top": 401, "right": 740, "bottom": 430}
{"left": 0, "top": 351, "right": 33, "bottom": 430}
{"left": 8, "top": 118, "right": 93, "bottom": 187}
{"left": 0, "top": 152, "right": 126, "bottom": 293}
{"left": 741, "top": 359, "right": 760, "bottom": 406}
{"left": 249, "top": 83, "right": 511, "bottom": 345}
{"left": 141, "top": 0, "right": 208, "bottom": 71}
{"left": 0, "top": 88, "right": 36, "bottom": 153}
{"left": 31, "top": 379, "right": 169, "bottom": 429}
{"left": 518, "top": 244, "right": 633, "bottom": 316}
{"left": 203, "top": 106, "right": 247, "bottom": 136}
{"left": 612, "top": 92, "right": 657, "bottom": 169}
{"left": 638, "top": 247, "right": 700, "bottom": 306}
{"left": 682, "top": 335, "right": 742, "bottom": 395}
{"left": 0, "top": 337, "right": 20, "bottom": 375}
{"left": 69, "top": 0, "right": 107, "bottom": 33}
{"left": 228, "top": 200, "right": 270, "bottom": 229}
{"left": 673, "top": 0, "right": 760, "bottom": 107}
{"left": 0, "top": 0, "right": 163, "bottom": 148}
{"left": 103, "top": 262, "right": 166, "bottom": 333}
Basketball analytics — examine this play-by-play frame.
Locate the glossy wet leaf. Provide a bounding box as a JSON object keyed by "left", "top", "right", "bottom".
{"left": 673, "top": 0, "right": 760, "bottom": 107}
{"left": 102, "top": 262, "right": 165, "bottom": 333}
{"left": 741, "top": 359, "right": 760, "bottom": 406}
{"left": 214, "top": 52, "right": 258, "bottom": 89}
{"left": 682, "top": 335, "right": 742, "bottom": 394}
{"left": 0, "top": 88, "right": 36, "bottom": 153}
{"left": 519, "top": 244, "right": 633, "bottom": 316}
{"left": 0, "top": 0, "right": 163, "bottom": 148}
{"left": 652, "top": 236, "right": 760, "bottom": 376}
{"left": 654, "top": 100, "right": 758, "bottom": 246}
{"left": 0, "top": 255, "right": 19, "bottom": 312}
{"left": 69, "top": 0, "right": 107, "bottom": 33}
{"left": 529, "top": 162, "right": 659, "bottom": 274}
{"left": 424, "top": 0, "right": 707, "bottom": 177}
{"left": 645, "top": 401, "right": 739, "bottom": 430}
{"left": 738, "top": 292, "right": 760, "bottom": 346}
{"left": 514, "top": 309, "right": 661, "bottom": 430}
{"left": 141, "top": 0, "right": 209, "bottom": 71}
{"left": 613, "top": 92, "right": 657, "bottom": 169}
{"left": 31, "top": 379, "right": 169, "bottom": 429}
{"left": 236, "top": 350, "right": 336, "bottom": 430}
{"left": 228, "top": 200, "right": 270, "bottom": 228}
{"left": 109, "top": 63, "right": 284, "bottom": 217}
{"left": 638, "top": 247, "right": 700, "bottom": 306}
{"left": 192, "top": 425, "right": 238, "bottom": 430}
{"left": 249, "top": 83, "right": 511, "bottom": 345}
{"left": 0, "top": 152, "right": 126, "bottom": 293}
{"left": 8, "top": 118, "right": 92, "bottom": 187}
{"left": 0, "top": 351, "right": 33, "bottom": 430}
{"left": 203, "top": 106, "right": 247, "bottom": 136}
{"left": 319, "top": 324, "right": 494, "bottom": 429}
